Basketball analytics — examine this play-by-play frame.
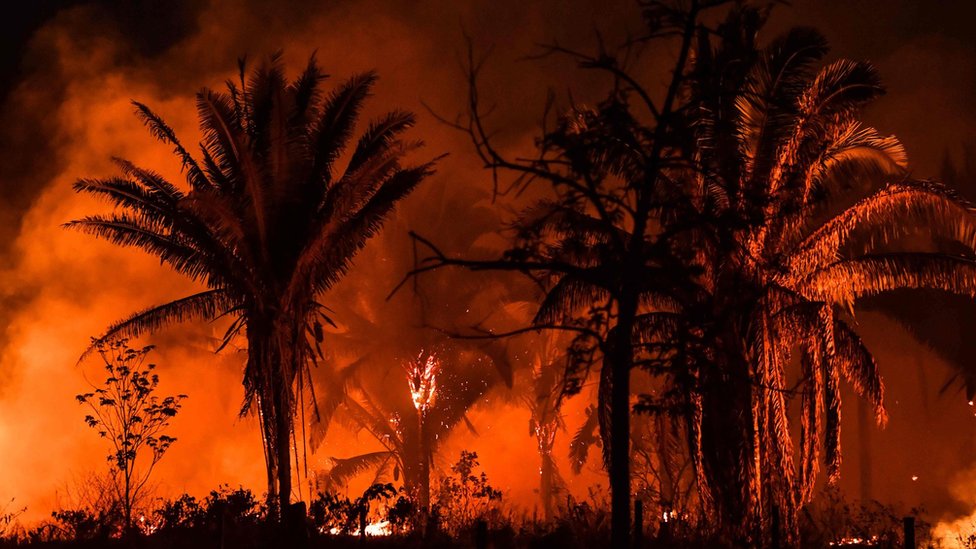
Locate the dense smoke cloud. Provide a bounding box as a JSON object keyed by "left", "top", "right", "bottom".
{"left": 2, "top": 0, "right": 976, "bottom": 533}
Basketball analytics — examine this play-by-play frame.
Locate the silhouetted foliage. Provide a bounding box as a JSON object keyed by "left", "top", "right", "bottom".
{"left": 153, "top": 494, "right": 205, "bottom": 532}
{"left": 26, "top": 507, "right": 118, "bottom": 543}
{"left": 308, "top": 483, "right": 396, "bottom": 536}
{"left": 76, "top": 340, "right": 184, "bottom": 534}
{"left": 432, "top": 451, "right": 502, "bottom": 536}
{"left": 798, "top": 487, "right": 931, "bottom": 548}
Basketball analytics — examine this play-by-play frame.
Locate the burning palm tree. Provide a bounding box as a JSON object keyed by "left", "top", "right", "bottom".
{"left": 405, "top": 351, "right": 440, "bottom": 511}
{"left": 319, "top": 348, "right": 500, "bottom": 515}
{"left": 312, "top": 179, "right": 526, "bottom": 511}
{"left": 521, "top": 337, "right": 569, "bottom": 521}
{"left": 67, "top": 53, "right": 435, "bottom": 519}
{"left": 635, "top": 9, "right": 976, "bottom": 542}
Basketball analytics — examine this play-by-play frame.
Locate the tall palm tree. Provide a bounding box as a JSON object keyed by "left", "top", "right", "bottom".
{"left": 66, "top": 53, "right": 435, "bottom": 518}
{"left": 645, "top": 11, "right": 976, "bottom": 542}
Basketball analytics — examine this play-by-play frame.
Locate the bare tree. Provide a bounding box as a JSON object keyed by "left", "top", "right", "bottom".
{"left": 400, "top": 2, "right": 734, "bottom": 545}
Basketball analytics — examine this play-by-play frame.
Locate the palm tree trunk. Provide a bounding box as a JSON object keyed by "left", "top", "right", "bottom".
{"left": 607, "top": 295, "right": 636, "bottom": 549}
{"left": 418, "top": 410, "right": 431, "bottom": 512}
{"left": 540, "top": 449, "right": 554, "bottom": 521}
{"left": 274, "top": 382, "right": 292, "bottom": 519}
{"left": 258, "top": 392, "right": 279, "bottom": 512}
{"left": 248, "top": 315, "right": 295, "bottom": 523}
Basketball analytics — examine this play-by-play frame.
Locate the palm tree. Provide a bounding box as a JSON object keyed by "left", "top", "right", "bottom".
{"left": 646, "top": 11, "right": 976, "bottom": 542}
{"left": 310, "top": 178, "right": 526, "bottom": 514}
{"left": 319, "top": 347, "right": 501, "bottom": 514}
{"left": 522, "top": 341, "right": 569, "bottom": 521}
{"left": 66, "top": 53, "right": 435, "bottom": 518}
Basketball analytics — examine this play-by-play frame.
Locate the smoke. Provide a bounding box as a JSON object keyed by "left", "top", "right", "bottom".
{"left": 4, "top": 0, "right": 976, "bottom": 530}
{"left": 0, "top": 0, "right": 637, "bottom": 523}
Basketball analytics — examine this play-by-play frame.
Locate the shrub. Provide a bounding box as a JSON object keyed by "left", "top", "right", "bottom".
{"left": 434, "top": 450, "right": 503, "bottom": 535}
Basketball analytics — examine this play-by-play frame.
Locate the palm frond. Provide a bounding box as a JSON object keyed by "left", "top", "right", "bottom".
{"left": 534, "top": 275, "right": 611, "bottom": 325}
{"left": 347, "top": 110, "right": 416, "bottom": 174}
{"left": 803, "top": 253, "right": 976, "bottom": 305}
{"left": 785, "top": 180, "right": 976, "bottom": 280}
{"left": 569, "top": 405, "right": 601, "bottom": 474}
{"left": 131, "top": 101, "right": 211, "bottom": 191}
{"left": 84, "top": 289, "right": 234, "bottom": 360}
{"left": 311, "top": 72, "right": 378, "bottom": 187}
{"left": 320, "top": 451, "right": 394, "bottom": 492}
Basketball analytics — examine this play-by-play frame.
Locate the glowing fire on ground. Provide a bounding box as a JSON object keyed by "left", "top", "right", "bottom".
{"left": 932, "top": 511, "right": 976, "bottom": 548}
{"left": 828, "top": 535, "right": 879, "bottom": 546}
{"left": 325, "top": 520, "right": 392, "bottom": 536}
{"left": 137, "top": 515, "right": 158, "bottom": 536}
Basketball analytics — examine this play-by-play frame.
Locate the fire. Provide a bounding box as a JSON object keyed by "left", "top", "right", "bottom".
{"left": 829, "top": 535, "right": 879, "bottom": 546}
{"left": 533, "top": 421, "right": 557, "bottom": 457}
{"left": 406, "top": 352, "right": 439, "bottom": 413}
{"left": 326, "top": 520, "right": 392, "bottom": 536}
{"left": 137, "top": 515, "right": 158, "bottom": 536}
{"left": 933, "top": 513, "right": 976, "bottom": 549}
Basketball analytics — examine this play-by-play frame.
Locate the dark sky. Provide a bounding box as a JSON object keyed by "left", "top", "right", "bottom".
{"left": 4, "top": 0, "right": 976, "bottom": 532}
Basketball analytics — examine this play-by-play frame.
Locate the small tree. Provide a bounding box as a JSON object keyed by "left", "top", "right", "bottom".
{"left": 77, "top": 340, "right": 185, "bottom": 534}
{"left": 434, "top": 451, "right": 502, "bottom": 535}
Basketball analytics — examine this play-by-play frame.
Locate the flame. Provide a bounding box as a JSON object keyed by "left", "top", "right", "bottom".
{"left": 137, "top": 514, "right": 158, "bottom": 536}
{"left": 533, "top": 421, "right": 557, "bottom": 457}
{"left": 326, "top": 520, "right": 391, "bottom": 536}
{"left": 406, "top": 353, "right": 439, "bottom": 413}
{"left": 829, "top": 535, "right": 879, "bottom": 546}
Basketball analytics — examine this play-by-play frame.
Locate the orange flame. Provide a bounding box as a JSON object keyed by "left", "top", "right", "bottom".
{"left": 406, "top": 352, "right": 439, "bottom": 414}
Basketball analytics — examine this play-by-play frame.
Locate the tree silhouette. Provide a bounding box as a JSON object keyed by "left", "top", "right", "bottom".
{"left": 641, "top": 7, "right": 976, "bottom": 543}
{"left": 77, "top": 340, "right": 184, "bottom": 534}
{"left": 67, "top": 53, "right": 436, "bottom": 520}
{"left": 407, "top": 2, "right": 976, "bottom": 545}
{"left": 403, "top": 3, "right": 735, "bottom": 545}
{"left": 319, "top": 348, "right": 500, "bottom": 518}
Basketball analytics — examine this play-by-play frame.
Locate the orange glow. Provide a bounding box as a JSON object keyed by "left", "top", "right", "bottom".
{"left": 3, "top": 1, "right": 976, "bottom": 541}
